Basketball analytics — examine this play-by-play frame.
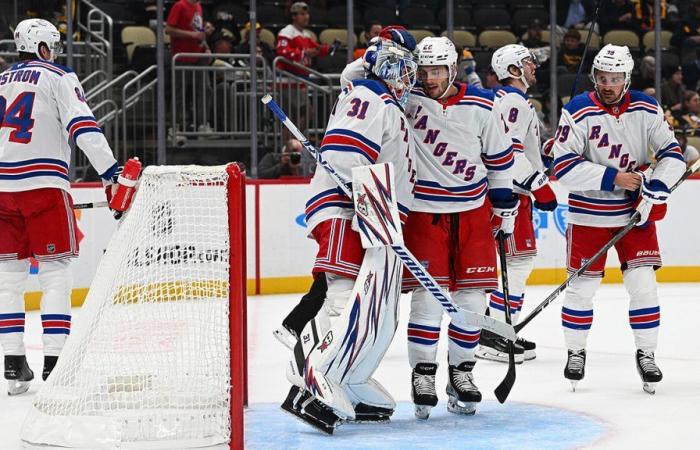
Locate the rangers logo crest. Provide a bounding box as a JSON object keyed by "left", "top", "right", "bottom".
{"left": 356, "top": 192, "right": 368, "bottom": 216}
{"left": 318, "top": 331, "right": 333, "bottom": 352}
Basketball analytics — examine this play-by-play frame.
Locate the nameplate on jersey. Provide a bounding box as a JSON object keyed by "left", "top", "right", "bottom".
{"left": 351, "top": 163, "right": 404, "bottom": 248}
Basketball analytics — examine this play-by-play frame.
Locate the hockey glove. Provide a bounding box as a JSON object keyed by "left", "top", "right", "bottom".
{"left": 104, "top": 166, "right": 123, "bottom": 220}
{"left": 517, "top": 172, "right": 558, "bottom": 211}
{"left": 634, "top": 173, "right": 669, "bottom": 227}
{"left": 541, "top": 138, "right": 555, "bottom": 172}
{"left": 490, "top": 193, "right": 519, "bottom": 238}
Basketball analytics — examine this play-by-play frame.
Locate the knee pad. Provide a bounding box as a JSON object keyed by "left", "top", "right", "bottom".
{"left": 505, "top": 256, "right": 534, "bottom": 298}
{"left": 38, "top": 260, "right": 73, "bottom": 356}
{"left": 452, "top": 289, "right": 487, "bottom": 314}
{"left": 323, "top": 273, "right": 355, "bottom": 317}
{"left": 623, "top": 266, "right": 658, "bottom": 308}
{"left": 408, "top": 288, "right": 445, "bottom": 325}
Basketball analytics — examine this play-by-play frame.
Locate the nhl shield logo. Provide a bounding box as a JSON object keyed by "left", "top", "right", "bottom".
{"left": 47, "top": 244, "right": 56, "bottom": 254}
{"left": 554, "top": 205, "right": 569, "bottom": 236}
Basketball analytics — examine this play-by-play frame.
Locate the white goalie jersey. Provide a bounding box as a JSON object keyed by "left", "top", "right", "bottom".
{"left": 494, "top": 86, "right": 545, "bottom": 195}
{"left": 0, "top": 60, "right": 117, "bottom": 192}
{"left": 552, "top": 90, "right": 686, "bottom": 227}
{"left": 404, "top": 82, "right": 514, "bottom": 213}
{"left": 304, "top": 79, "right": 416, "bottom": 232}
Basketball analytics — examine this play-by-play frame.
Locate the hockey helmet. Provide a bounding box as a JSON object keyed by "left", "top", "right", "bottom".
{"left": 14, "top": 19, "right": 62, "bottom": 61}
{"left": 590, "top": 44, "right": 634, "bottom": 102}
{"left": 415, "top": 36, "right": 458, "bottom": 99}
{"left": 368, "top": 39, "right": 417, "bottom": 108}
{"left": 491, "top": 44, "right": 539, "bottom": 89}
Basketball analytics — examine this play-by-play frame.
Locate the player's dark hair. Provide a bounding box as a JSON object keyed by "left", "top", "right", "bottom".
{"left": 18, "top": 51, "right": 35, "bottom": 61}
{"left": 365, "top": 21, "right": 381, "bottom": 33}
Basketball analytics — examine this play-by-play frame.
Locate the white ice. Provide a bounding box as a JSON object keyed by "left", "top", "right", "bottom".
{"left": 2, "top": 283, "right": 699, "bottom": 449}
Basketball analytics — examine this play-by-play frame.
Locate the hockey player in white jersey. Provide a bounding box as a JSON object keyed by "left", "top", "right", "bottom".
{"left": 0, "top": 19, "right": 119, "bottom": 395}
{"left": 279, "top": 38, "right": 417, "bottom": 432}
{"left": 551, "top": 44, "right": 686, "bottom": 394}
{"left": 476, "top": 44, "right": 558, "bottom": 363}
{"left": 402, "top": 37, "right": 516, "bottom": 418}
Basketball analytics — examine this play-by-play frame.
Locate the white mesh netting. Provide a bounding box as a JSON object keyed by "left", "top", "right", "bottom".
{"left": 21, "top": 165, "right": 235, "bottom": 449}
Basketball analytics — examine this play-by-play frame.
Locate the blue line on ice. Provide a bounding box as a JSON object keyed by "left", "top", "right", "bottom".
{"left": 245, "top": 400, "right": 606, "bottom": 449}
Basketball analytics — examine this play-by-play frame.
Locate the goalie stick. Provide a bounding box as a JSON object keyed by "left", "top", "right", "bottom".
{"left": 262, "top": 94, "right": 516, "bottom": 341}
{"left": 515, "top": 158, "right": 700, "bottom": 334}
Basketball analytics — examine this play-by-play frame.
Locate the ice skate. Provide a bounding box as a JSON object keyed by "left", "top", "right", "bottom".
{"left": 476, "top": 329, "right": 525, "bottom": 364}
{"left": 5, "top": 355, "right": 34, "bottom": 396}
{"left": 352, "top": 403, "right": 393, "bottom": 423}
{"left": 281, "top": 385, "right": 341, "bottom": 435}
{"left": 411, "top": 362, "right": 438, "bottom": 420}
{"left": 446, "top": 361, "right": 481, "bottom": 415}
{"left": 516, "top": 336, "right": 536, "bottom": 361}
{"left": 636, "top": 349, "right": 663, "bottom": 395}
{"left": 42, "top": 355, "right": 58, "bottom": 381}
{"left": 564, "top": 349, "right": 586, "bottom": 392}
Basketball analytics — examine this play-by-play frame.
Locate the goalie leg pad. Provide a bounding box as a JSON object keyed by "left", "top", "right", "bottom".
{"left": 37, "top": 259, "right": 73, "bottom": 357}
{"left": 447, "top": 290, "right": 486, "bottom": 366}
{"left": 562, "top": 276, "right": 601, "bottom": 351}
{"left": 345, "top": 377, "right": 396, "bottom": 411}
{"left": 624, "top": 266, "right": 660, "bottom": 353}
{"left": 0, "top": 260, "right": 30, "bottom": 356}
{"left": 407, "top": 288, "right": 444, "bottom": 368}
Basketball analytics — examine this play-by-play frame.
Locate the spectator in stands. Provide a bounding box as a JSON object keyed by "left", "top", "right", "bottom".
{"left": 682, "top": 51, "right": 700, "bottom": 92}
{"left": 679, "top": 91, "right": 700, "bottom": 131}
{"left": 234, "top": 21, "right": 276, "bottom": 66}
{"left": 558, "top": 28, "right": 587, "bottom": 73}
{"left": 632, "top": 0, "right": 667, "bottom": 33}
{"left": 662, "top": 66, "right": 685, "bottom": 113}
{"left": 166, "top": 0, "right": 209, "bottom": 64}
{"left": 677, "top": 128, "right": 700, "bottom": 163}
{"left": 521, "top": 19, "right": 548, "bottom": 48}
{"left": 213, "top": 8, "right": 241, "bottom": 47}
{"left": 671, "top": 1, "right": 700, "bottom": 56}
{"left": 353, "top": 21, "right": 383, "bottom": 60}
{"left": 599, "top": 0, "right": 637, "bottom": 35}
{"left": 258, "top": 139, "right": 307, "bottom": 179}
{"left": 557, "top": 0, "right": 595, "bottom": 29}
{"left": 276, "top": 2, "right": 330, "bottom": 75}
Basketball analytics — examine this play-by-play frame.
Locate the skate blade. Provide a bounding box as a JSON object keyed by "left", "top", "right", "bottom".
{"left": 569, "top": 380, "right": 578, "bottom": 392}
{"left": 349, "top": 415, "right": 392, "bottom": 424}
{"left": 7, "top": 380, "right": 30, "bottom": 396}
{"left": 475, "top": 348, "right": 524, "bottom": 365}
{"left": 414, "top": 405, "right": 433, "bottom": 420}
{"left": 447, "top": 399, "right": 477, "bottom": 416}
{"left": 281, "top": 398, "right": 337, "bottom": 435}
{"left": 273, "top": 326, "right": 297, "bottom": 350}
{"left": 643, "top": 382, "right": 657, "bottom": 395}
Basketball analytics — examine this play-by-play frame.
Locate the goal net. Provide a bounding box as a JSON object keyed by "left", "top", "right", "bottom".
{"left": 21, "top": 164, "right": 247, "bottom": 449}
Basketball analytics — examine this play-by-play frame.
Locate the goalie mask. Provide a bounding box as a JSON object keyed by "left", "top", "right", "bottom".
{"left": 491, "top": 44, "right": 539, "bottom": 90}
{"left": 368, "top": 39, "right": 418, "bottom": 108}
{"left": 415, "top": 36, "right": 458, "bottom": 100}
{"left": 590, "top": 44, "right": 634, "bottom": 105}
{"left": 14, "top": 19, "right": 62, "bottom": 62}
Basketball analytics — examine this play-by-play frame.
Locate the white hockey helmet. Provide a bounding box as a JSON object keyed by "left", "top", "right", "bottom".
{"left": 370, "top": 39, "right": 417, "bottom": 108}
{"left": 491, "top": 44, "right": 538, "bottom": 89}
{"left": 415, "top": 36, "right": 458, "bottom": 99}
{"left": 14, "top": 18, "right": 62, "bottom": 61}
{"left": 590, "top": 44, "right": 634, "bottom": 102}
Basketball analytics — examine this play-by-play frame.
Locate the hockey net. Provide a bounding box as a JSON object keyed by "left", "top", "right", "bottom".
{"left": 21, "top": 164, "right": 247, "bottom": 449}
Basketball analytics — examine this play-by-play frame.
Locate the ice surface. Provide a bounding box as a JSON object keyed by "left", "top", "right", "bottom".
{"left": 2, "top": 283, "right": 700, "bottom": 449}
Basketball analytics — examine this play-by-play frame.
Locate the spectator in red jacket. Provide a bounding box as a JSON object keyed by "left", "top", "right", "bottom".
{"left": 165, "top": 0, "right": 209, "bottom": 64}
{"left": 276, "top": 2, "right": 329, "bottom": 75}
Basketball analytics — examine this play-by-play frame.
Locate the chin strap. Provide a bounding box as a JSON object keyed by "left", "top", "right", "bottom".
{"left": 437, "top": 64, "right": 458, "bottom": 100}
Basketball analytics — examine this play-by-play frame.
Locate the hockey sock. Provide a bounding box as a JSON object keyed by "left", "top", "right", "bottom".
{"left": 38, "top": 260, "right": 72, "bottom": 357}
{"left": 447, "top": 290, "right": 486, "bottom": 365}
{"left": 562, "top": 276, "right": 600, "bottom": 351}
{"left": 624, "top": 266, "right": 660, "bottom": 352}
{"left": 282, "top": 273, "right": 328, "bottom": 336}
{"left": 0, "top": 260, "right": 30, "bottom": 356}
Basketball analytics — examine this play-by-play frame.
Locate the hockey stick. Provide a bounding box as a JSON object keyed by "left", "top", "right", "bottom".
{"left": 494, "top": 233, "right": 516, "bottom": 403}
{"left": 569, "top": 0, "right": 605, "bottom": 99}
{"left": 516, "top": 158, "right": 700, "bottom": 334}
{"left": 73, "top": 201, "right": 108, "bottom": 210}
{"left": 262, "top": 94, "right": 517, "bottom": 341}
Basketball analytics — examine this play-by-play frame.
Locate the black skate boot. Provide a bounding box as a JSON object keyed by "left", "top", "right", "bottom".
{"left": 352, "top": 403, "right": 394, "bottom": 423}
{"left": 411, "top": 362, "right": 438, "bottom": 420}
{"left": 42, "top": 355, "right": 58, "bottom": 381}
{"left": 476, "top": 329, "right": 525, "bottom": 364}
{"left": 5, "top": 355, "right": 34, "bottom": 396}
{"left": 564, "top": 349, "right": 586, "bottom": 391}
{"left": 281, "top": 385, "right": 341, "bottom": 435}
{"left": 636, "top": 349, "right": 663, "bottom": 395}
{"left": 446, "top": 361, "right": 481, "bottom": 415}
{"left": 273, "top": 274, "right": 327, "bottom": 349}
{"left": 516, "top": 336, "right": 536, "bottom": 361}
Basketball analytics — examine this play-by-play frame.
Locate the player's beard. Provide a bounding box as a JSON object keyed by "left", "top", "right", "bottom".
{"left": 424, "top": 77, "right": 450, "bottom": 99}
{"left": 598, "top": 85, "right": 624, "bottom": 105}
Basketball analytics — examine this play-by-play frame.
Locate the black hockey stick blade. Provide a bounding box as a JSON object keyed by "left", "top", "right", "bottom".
{"left": 495, "top": 347, "right": 516, "bottom": 403}
{"left": 494, "top": 233, "right": 516, "bottom": 403}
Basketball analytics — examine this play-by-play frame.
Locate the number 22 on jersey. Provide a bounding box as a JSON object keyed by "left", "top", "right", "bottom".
{"left": 0, "top": 91, "right": 36, "bottom": 143}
